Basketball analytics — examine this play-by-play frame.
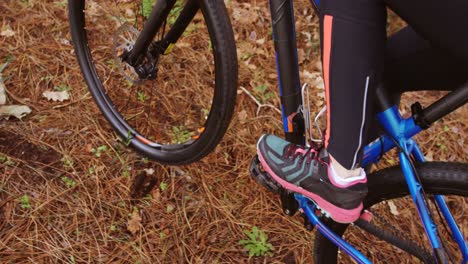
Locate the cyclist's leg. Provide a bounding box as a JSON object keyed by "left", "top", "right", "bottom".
{"left": 384, "top": 27, "right": 468, "bottom": 93}
{"left": 256, "top": 0, "right": 387, "bottom": 223}
{"left": 327, "top": 0, "right": 468, "bottom": 168}
{"left": 319, "top": 0, "right": 387, "bottom": 170}
{"left": 385, "top": 0, "right": 468, "bottom": 64}
{"left": 367, "top": 11, "right": 468, "bottom": 144}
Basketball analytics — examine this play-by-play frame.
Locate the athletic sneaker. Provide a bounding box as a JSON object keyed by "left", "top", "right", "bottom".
{"left": 256, "top": 134, "right": 367, "bottom": 223}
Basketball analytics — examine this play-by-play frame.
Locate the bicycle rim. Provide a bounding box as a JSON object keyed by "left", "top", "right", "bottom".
{"left": 69, "top": 0, "right": 237, "bottom": 164}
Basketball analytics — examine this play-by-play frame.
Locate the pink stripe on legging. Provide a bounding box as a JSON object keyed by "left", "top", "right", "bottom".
{"left": 323, "top": 15, "right": 333, "bottom": 147}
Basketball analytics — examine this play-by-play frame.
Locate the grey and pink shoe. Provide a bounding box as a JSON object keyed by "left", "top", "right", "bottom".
{"left": 256, "top": 134, "right": 367, "bottom": 223}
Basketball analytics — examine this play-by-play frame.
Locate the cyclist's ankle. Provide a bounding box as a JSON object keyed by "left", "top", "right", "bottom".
{"left": 329, "top": 155, "right": 366, "bottom": 187}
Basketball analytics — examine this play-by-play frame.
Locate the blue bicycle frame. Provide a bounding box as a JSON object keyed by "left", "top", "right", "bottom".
{"left": 297, "top": 105, "right": 468, "bottom": 263}
{"left": 268, "top": 0, "right": 468, "bottom": 262}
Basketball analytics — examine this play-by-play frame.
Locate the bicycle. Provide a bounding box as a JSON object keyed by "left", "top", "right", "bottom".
{"left": 68, "top": 0, "right": 468, "bottom": 262}
{"left": 249, "top": 0, "right": 468, "bottom": 262}
{"left": 69, "top": 0, "right": 238, "bottom": 164}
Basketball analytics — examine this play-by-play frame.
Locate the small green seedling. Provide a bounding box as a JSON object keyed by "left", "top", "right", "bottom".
{"left": 160, "top": 182, "right": 168, "bottom": 191}
{"left": 170, "top": 126, "right": 194, "bottom": 144}
{"left": 90, "top": 145, "right": 108, "bottom": 157}
{"left": 54, "top": 84, "right": 71, "bottom": 92}
{"left": 61, "top": 155, "right": 74, "bottom": 169}
{"left": 167, "top": 1, "right": 183, "bottom": 25}
{"left": 0, "top": 155, "right": 15, "bottom": 166}
{"left": 124, "top": 130, "right": 133, "bottom": 146}
{"left": 19, "top": 194, "right": 32, "bottom": 209}
{"left": 61, "top": 176, "right": 76, "bottom": 188}
{"left": 141, "top": 0, "right": 156, "bottom": 18}
{"left": 239, "top": 226, "right": 274, "bottom": 257}
{"left": 137, "top": 90, "right": 149, "bottom": 102}
{"left": 255, "top": 84, "right": 275, "bottom": 102}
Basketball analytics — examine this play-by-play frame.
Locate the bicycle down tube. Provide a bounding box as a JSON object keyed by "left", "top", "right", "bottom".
{"left": 268, "top": 0, "right": 468, "bottom": 262}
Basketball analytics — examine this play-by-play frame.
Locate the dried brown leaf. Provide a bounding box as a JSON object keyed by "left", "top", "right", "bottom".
{"left": 127, "top": 210, "right": 142, "bottom": 235}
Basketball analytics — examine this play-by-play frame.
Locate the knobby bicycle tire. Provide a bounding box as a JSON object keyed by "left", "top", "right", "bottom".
{"left": 314, "top": 162, "right": 468, "bottom": 263}
{"left": 68, "top": 0, "right": 238, "bottom": 164}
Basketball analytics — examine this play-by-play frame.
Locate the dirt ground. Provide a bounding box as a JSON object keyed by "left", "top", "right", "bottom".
{"left": 0, "top": 1, "right": 466, "bottom": 263}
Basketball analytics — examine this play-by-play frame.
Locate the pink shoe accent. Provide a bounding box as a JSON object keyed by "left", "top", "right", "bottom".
{"left": 295, "top": 148, "right": 308, "bottom": 154}
{"left": 294, "top": 148, "right": 317, "bottom": 155}
{"left": 326, "top": 167, "right": 367, "bottom": 188}
{"left": 257, "top": 150, "right": 362, "bottom": 224}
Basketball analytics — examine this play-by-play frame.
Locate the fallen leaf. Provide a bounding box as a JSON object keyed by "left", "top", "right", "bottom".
{"left": 297, "top": 48, "right": 306, "bottom": 64}
{"left": 387, "top": 201, "right": 399, "bottom": 216}
{"left": 42, "top": 90, "right": 70, "bottom": 102}
{"left": 238, "top": 110, "right": 248, "bottom": 123}
{"left": 127, "top": 210, "right": 142, "bottom": 235}
{"left": 0, "top": 77, "right": 7, "bottom": 105}
{"left": 1, "top": 25, "right": 15, "bottom": 37}
{"left": 425, "top": 151, "right": 433, "bottom": 162}
{"left": 249, "top": 31, "right": 257, "bottom": 41}
{"left": 166, "top": 203, "right": 175, "bottom": 213}
{"left": 0, "top": 105, "right": 32, "bottom": 120}
{"left": 256, "top": 38, "right": 265, "bottom": 45}
{"left": 144, "top": 168, "right": 155, "bottom": 175}
{"left": 232, "top": 5, "right": 258, "bottom": 24}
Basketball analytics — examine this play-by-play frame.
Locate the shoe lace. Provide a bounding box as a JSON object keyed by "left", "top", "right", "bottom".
{"left": 284, "top": 143, "right": 323, "bottom": 164}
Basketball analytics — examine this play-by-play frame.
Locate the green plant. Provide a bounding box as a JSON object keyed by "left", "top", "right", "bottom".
{"left": 137, "top": 90, "right": 149, "bottom": 102}
{"left": 170, "top": 126, "right": 194, "bottom": 144}
{"left": 122, "top": 167, "right": 131, "bottom": 178}
{"left": 19, "top": 194, "right": 32, "bottom": 209}
{"left": 124, "top": 130, "right": 132, "bottom": 146}
{"left": 0, "top": 155, "right": 15, "bottom": 166}
{"left": 160, "top": 182, "right": 168, "bottom": 191}
{"left": 254, "top": 84, "right": 275, "bottom": 103}
{"left": 54, "top": 84, "right": 71, "bottom": 92}
{"left": 90, "top": 145, "right": 108, "bottom": 157}
{"left": 239, "top": 226, "right": 274, "bottom": 257}
{"left": 61, "top": 176, "right": 76, "bottom": 188}
{"left": 0, "top": 55, "right": 14, "bottom": 74}
{"left": 61, "top": 155, "right": 74, "bottom": 169}
{"left": 54, "top": 0, "right": 67, "bottom": 7}
{"left": 141, "top": 0, "right": 156, "bottom": 18}
{"left": 167, "top": 1, "right": 184, "bottom": 25}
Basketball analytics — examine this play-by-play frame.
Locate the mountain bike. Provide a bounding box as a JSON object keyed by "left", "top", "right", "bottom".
{"left": 69, "top": 0, "right": 468, "bottom": 262}
{"left": 68, "top": 0, "right": 237, "bottom": 164}
{"left": 247, "top": 0, "right": 468, "bottom": 263}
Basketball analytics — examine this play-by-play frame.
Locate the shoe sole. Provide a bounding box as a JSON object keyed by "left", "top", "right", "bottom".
{"left": 257, "top": 149, "right": 362, "bottom": 224}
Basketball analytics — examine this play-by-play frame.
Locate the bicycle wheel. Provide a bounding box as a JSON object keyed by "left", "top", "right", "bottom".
{"left": 68, "top": 0, "right": 238, "bottom": 164}
{"left": 314, "top": 162, "right": 468, "bottom": 263}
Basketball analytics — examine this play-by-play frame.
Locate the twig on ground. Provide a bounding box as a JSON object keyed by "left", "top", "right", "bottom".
{"left": 239, "top": 86, "right": 281, "bottom": 116}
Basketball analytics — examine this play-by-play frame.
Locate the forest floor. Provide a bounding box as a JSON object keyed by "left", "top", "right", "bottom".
{"left": 0, "top": 0, "right": 466, "bottom": 263}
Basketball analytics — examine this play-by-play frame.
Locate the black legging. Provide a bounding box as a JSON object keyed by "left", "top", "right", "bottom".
{"left": 319, "top": 0, "right": 468, "bottom": 169}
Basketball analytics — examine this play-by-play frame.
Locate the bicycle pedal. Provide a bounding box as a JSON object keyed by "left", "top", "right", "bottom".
{"left": 280, "top": 188, "right": 299, "bottom": 216}
{"left": 314, "top": 204, "right": 331, "bottom": 218}
{"left": 249, "top": 155, "right": 282, "bottom": 194}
